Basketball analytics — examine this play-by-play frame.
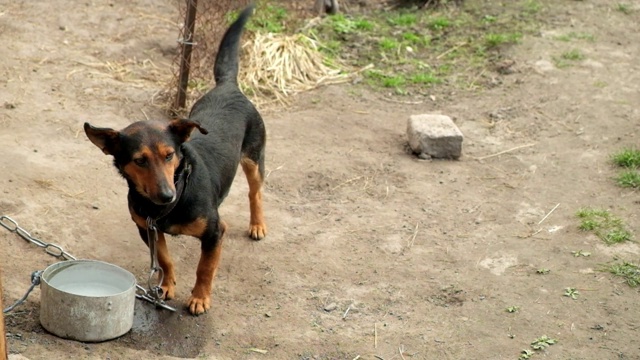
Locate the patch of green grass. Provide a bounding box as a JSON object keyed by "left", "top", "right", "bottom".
{"left": 536, "top": 268, "right": 550, "bottom": 274}
{"left": 553, "top": 34, "right": 571, "bottom": 42}
{"left": 615, "top": 170, "right": 640, "bottom": 188}
{"left": 576, "top": 208, "right": 632, "bottom": 245}
{"left": 481, "top": 15, "right": 498, "bottom": 23}
{"left": 605, "top": 228, "right": 633, "bottom": 243}
{"left": 402, "top": 32, "right": 430, "bottom": 47}
{"left": 410, "top": 72, "right": 442, "bottom": 85}
{"left": 328, "top": 14, "right": 358, "bottom": 34}
{"left": 229, "top": 3, "right": 289, "bottom": 33}
{"left": 382, "top": 75, "right": 406, "bottom": 88}
{"left": 354, "top": 18, "right": 374, "bottom": 31}
{"left": 428, "top": 17, "right": 452, "bottom": 31}
{"left": 524, "top": 0, "right": 542, "bottom": 15}
{"left": 324, "top": 14, "right": 376, "bottom": 35}
{"left": 613, "top": 148, "right": 640, "bottom": 188}
{"left": 612, "top": 148, "right": 640, "bottom": 168}
{"left": 593, "top": 80, "right": 608, "bottom": 88}
{"left": 309, "top": 0, "right": 544, "bottom": 94}
{"left": 554, "top": 32, "right": 595, "bottom": 42}
{"left": 485, "top": 33, "right": 522, "bottom": 48}
{"left": 387, "top": 12, "right": 418, "bottom": 27}
{"left": 378, "top": 37, "right": 400, "bottom": 52}
{"left": 562, "top": 49, "right": 585, "bottom": 61}
{"left": 506, "top": 305, "right": 520, "bottom": 313}
{"left": 553, "top": 49, "right": 585, "bottom": 68}
{"left": 616, "top": 3, "right": 632, "bottom": 14}
{"left": 365, "top": 70, "right": 407, "bottom": 91}
{"left": 553, "top": 59, "right": 570, "bottom": 69}
{"left": 602, "top": 261, "right": 640, "bottom": 287}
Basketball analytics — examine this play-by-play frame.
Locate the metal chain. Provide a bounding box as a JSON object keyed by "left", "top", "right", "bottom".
{"left": 145, "top": 217, "right": 167, "bottom": 302}
{"left": 1, "top": 215, "right": 176, "bottom": 312}
{"left": 0, "top": 215, "right": 76, "bottom": 261}
{"left": 2, "top": 271, "right": 42, "bottom": 313}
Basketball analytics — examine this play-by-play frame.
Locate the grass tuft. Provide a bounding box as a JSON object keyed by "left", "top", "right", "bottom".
{"left": 612, "top": 148, "right": 640, "bottom": 168}
{"left": 554, "top": 32, "right": 595, "bottom": 42}
{"left": 576, "top": 208, "right": 632, "bottom": 245}
{"left": 428, "top": 17, "right": 452, "bottom": 30}
{"left": 387, "top": 13, "right": 418, "bottom": 27}
{"left": 561, "top": 49, "right": 585, "bottom": 61}
{"left": 485, "top": 33, "right": 522, "bottom": 48}
{"left": 602, "top": 261, "right": 640, "bottom": 287}
{"left": 616, "top": 3, "right": 632, "bottom": 14}
{"left": 615, "top": 170, "right": 640, "bottom": 188}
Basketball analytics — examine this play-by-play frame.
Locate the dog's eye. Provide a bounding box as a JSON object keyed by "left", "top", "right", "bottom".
{"left": 165, "top": 152, "right": 174, "bottom": 162}
{"left": 133, "top": 158, "right": 147, "bottom": 167}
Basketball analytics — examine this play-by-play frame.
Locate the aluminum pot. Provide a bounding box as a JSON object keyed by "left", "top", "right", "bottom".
{"left": 39, "top": 260, "right": 136, "bottom": 342}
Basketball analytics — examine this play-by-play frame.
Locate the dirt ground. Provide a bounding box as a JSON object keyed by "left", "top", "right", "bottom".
{"left": 1, "top": 0, "right": 640, "bottom": 359}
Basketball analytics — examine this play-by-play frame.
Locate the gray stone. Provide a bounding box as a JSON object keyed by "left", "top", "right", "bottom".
{"left": 534, "top": 59, "right": 555, "bottom": 73}
{"left": 324, "top": 302, "right": 338, "bottom": 312}
{"left": 407, "top": 114, "right": 463, "bottom": 159}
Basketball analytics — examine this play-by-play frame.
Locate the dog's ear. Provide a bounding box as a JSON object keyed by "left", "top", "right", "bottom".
{"left": 168, "top": 119, "right": 209, "bottom": 143}
{"left": 84, "top": 122, "right": 120, "bottom": 155}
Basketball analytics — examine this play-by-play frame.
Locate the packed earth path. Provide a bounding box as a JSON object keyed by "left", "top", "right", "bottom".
{"left": 1, "top": 0, "right": 640, "bottom": 359}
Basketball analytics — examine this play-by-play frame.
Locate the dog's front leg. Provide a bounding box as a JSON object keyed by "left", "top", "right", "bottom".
{"left": 188, "top": 219, "right": 227, "bottom": 315}
{"left": 137, "top": 226, "right": 177, "bottom": 299}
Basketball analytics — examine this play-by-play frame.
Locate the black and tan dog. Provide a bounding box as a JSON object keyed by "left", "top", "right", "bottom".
{"left": 84, "top": 5, "right": 266, "bottom": 315}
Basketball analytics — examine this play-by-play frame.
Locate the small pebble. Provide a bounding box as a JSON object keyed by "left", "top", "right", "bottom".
{"left": 324, "top": 302, "right": 337, "bottom": 312}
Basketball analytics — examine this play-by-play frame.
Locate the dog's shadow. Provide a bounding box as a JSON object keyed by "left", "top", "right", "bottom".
{"left": 118, "top": 300, "right": 210, "bottom": 357}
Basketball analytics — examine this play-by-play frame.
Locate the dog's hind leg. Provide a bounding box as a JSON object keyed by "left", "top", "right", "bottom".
{"left": 137, "top": 226, "right": 177, "bottom": 300}
{"left": 241, "top": 156, "right": 267, "bottom": 240}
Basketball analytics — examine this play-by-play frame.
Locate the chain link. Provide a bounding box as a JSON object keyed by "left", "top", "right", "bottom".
{"left": 0, "top": 215, "right": 76, "bottom": 261}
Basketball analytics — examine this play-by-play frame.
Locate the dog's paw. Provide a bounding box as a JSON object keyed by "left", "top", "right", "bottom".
{"left": 160, "top": 276, "right": 176, "bottom": 300}
{"left": 187, "top": 295, "right": 210, "bottom": 315}
{"left": 249, "top": 223, "right": 267, "bottom": 240}
{"left": 161, "top": 283, "right": 176, "bottom": 300}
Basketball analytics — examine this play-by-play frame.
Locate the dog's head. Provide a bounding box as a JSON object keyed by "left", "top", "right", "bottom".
{"left": 84, "top": 119, "right": 208, "bottom": 205}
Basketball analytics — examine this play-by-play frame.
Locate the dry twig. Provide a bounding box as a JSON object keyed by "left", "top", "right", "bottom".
{"left": 476, "top": 143, "right": 536, "bottom": 160}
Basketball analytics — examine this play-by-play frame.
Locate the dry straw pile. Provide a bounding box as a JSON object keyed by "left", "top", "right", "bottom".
{"left": 239, "top": 32, "right": 349, "bottom": 106}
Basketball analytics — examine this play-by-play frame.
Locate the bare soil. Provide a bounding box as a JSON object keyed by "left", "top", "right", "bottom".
{"left": 1, "top": 0, "right": 640, "bottom": 359}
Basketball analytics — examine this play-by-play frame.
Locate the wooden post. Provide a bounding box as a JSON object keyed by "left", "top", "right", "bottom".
{"left": 0, "top": 268, "right": 7, "bottom": 360}
{"left": 174, "top": 0, "right": 198, "bottom": 111}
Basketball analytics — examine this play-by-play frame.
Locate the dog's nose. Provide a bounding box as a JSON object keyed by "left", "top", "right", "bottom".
{"left": 157, "top": 189, "right": 176, "bottom": 204}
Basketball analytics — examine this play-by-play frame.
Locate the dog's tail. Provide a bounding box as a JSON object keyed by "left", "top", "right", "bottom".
{"left": 214, "top": 4, "right": 254, "bottom": 86}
